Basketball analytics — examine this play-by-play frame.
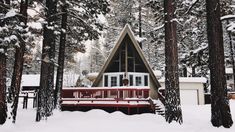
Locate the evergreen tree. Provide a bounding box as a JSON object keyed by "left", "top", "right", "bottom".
{"left": 206, "top": 0, "right": 233, "bottom": 128}
{"left": 89, "top": 39, "right": 105, "bottom": 73}
{"left": 53, "top": 0, "right": 110, "bottom": 108}
{"left": 104, "top": 0, "right": 135, "bottom": 56}
{"left": 10, "top": 0, "right": 28, "bottom": 123}
{"left": 36, "top": 0, "right": 58, "bottom": 121}
{"left": 0, "top": 0, "right": 15, "bottom": 125}
{"left": 164, "top": 0, "right": 183, "bottom": 124}
{"left": 54, "top": 1, "right": 68, "bottom": 108}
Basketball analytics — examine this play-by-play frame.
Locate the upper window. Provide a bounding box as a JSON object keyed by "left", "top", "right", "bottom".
{"left": 103, "top": 73, "right": 149, "bottom": 87}
{"left": 111, "top": 76, "right": 117, "bottom": 87}
{"left": 136, "top": 76, "right": 142, "bottom": 86}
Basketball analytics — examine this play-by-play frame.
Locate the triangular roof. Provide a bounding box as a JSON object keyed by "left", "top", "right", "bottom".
{"left": 92, "top": 24, "right": 161, "bottom": 89}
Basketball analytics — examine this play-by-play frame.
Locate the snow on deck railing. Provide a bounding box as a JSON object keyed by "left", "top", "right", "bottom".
{"left": 62, "top": 87, "right": 150, "bottom": 90}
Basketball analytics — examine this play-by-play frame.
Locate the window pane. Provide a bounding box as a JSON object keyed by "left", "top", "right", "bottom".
{"left": 111, "top": 76, "right": 117, "bottom": 87}
{"left": 130, "top": 75, "right": 133, "bottom": 86}
{"left": 120, "top": 75, "right": 123, "bottom": 86}
{"left": 144, "top": 75, "right": 148, "bottom": 86}
{"left": 104, "top": 75, "right": 108, "bottom": 87}
{"left": 136, "top": 76, "right": 142, "bottom": 86}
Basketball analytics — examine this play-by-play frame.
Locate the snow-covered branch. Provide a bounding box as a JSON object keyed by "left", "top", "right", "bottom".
{"left": 221, "top": 15, "right": 235, "bottom": 21}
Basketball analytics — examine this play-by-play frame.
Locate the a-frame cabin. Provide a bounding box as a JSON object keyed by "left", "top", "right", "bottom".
{"left": 92, "top": 24, "right": 161, "bottom": 98}
{"left": 61, "top": 24, "right": 161, "bottom": 114}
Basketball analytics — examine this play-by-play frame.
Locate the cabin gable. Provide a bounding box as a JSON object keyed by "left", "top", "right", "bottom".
{"left": 105, "top": 35, "right": 148, "bottom": 73}
{"left": 92, "top": 24, "right": 160, "bottom": 91}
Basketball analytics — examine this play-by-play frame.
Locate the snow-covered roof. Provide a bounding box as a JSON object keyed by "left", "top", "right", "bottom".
{"left": 21, "top": 74, "right": 40, "bottom": 87}
{"left": 153, "top": 70, "right": 162, "bottom": 77}
{"left": 158, "top": 77, "right": 207, "bottom": 83}
{"left": 21, "top": 74, "right": 79, "bottom": 87}
{"left": 87, "top": 72, "right": 99, "bottom": 81}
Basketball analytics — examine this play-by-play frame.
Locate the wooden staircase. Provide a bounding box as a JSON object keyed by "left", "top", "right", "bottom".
{"left": 152, "top": 99, "right": 165, "bottom": 117}
{"left": 155, "top": 104, "right": 165, "bottom": 116}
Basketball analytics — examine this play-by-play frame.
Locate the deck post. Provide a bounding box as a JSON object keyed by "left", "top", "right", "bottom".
{"left": 136, "top": 90, "right": 139, "bottom": 98}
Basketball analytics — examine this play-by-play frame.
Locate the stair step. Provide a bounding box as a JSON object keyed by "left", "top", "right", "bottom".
{"left": 155, "top": 105, "right": 160, "bottom": 108}
{"left": 155, "top": 108, "right": 161, "bottom": 110}
{"left": 158, "top": 113, "right": 165, "bottom": 116}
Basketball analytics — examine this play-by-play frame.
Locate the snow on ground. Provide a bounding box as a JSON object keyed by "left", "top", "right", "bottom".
{"left": 1, "top": 100, "right": 235, "bottom": 132}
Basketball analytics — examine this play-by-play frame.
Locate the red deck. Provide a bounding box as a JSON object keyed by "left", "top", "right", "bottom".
{"left": 61, "top": 87, "right": 155, "bottom": 114}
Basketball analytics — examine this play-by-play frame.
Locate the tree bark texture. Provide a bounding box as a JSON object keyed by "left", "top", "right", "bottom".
{"left": 226, "top": 20, "right": 235, "bottom": 91}
{"left": 0, "top": 49, "right": 7, "bottom": 125}
{"left": 36, "top": 0, "right": 57, "bottom": 121}
{"left": 164, "top": 0, "right": 183, "bottom": 124}
{"left": 0, "top": 0, "right": 10, "bottom": 125}
{"left": 10, "top": 0, "right": 28, "bottom": 123}
{"left": 206, "top": 0, "right": 233, "bottom": 128}
{"left": 54, "top": 3, "right": 68, "bottom": 108}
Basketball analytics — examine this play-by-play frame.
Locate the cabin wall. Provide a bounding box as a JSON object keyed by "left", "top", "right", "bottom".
{"left": 97, "top": 78, "right": 103, "bottom": 87}
{"left": 149, "top": 78, "right": 159, "bottom": 99}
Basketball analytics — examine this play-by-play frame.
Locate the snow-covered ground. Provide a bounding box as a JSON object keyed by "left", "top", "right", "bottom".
{"left": 1, "top": 100, "right": 235, "bottom": 132}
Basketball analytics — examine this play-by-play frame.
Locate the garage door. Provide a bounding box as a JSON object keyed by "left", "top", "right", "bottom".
{"left": 180, "top": 90, "right": 198, "bottom": 105}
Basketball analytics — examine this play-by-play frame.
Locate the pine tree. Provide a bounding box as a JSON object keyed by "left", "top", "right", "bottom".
{"left": 164, "top": 0, "right": 183, "bottom": 124}
{"left": 104, "top": 0, "right": 135, "bottom": 56}
{"left": 0, "top": 0, "right": 12, "bottom": 125}
{"left": 10, "top": 0, "right": 28, "bottom": 123}
{"left": 36, "top": 0, "right": 58, "bottom": 121}
{"left": 89, "top": 40, "right": 105, "bottom": 73}
{"left": 53, "top": 0, "right": 110, "bottom": 108}
{"left": 206, "top": 0, "right": 233, "bottom": 128}
{"left": 54, "top": 1, "right": 68, "bottom": 108}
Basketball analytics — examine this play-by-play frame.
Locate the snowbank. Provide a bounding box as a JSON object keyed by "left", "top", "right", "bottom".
{"left": 1, "top": 99, "right": 235, "bottom": 132}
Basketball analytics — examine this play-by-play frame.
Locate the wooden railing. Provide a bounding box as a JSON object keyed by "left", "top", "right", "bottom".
{"left": 61, "top": 87, "right": 150, "bottom": 99}
{"left": 61, "top": 87, "right": 156, "bottom": 114}
{"left": 158, "top": 88, "right": 165, "bottom": 105}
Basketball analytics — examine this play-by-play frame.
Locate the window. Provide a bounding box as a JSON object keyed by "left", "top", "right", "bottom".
{"left": 103, "top": 73, "right": 149, "bottom": 87}
{"left": 136, "top": 76, "right": 142, "bottom": 86}
{"left": 129, "top": 75, "right": 133, "bottom": 86}
{"left": 144, "top": 75, "right": 148, "bottom": 86}
{"left": 111, "top": 76, "right": 117, "bottom": 87}
{"left": 104, "top": 75, "right": 108, "bottom": 87}
{"left": 226, "top": 75, "right": 232, "bottom": 80}
{"left": 120, "top": 75, "right": 123, "bottom": 86}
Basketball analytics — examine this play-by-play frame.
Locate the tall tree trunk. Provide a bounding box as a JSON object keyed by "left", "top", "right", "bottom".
{"left": 36, "top": 0, "right": 58, "bottom": 122}
{"left": 138, "top": 0, "right": 142, "bottom": 48}
{"left": 227, "top": 20, "right": 235, "bottom": 91}
{"left": 54, "top": 3, "right": 68, "bottom": 108}
{"left": 0, "top": 0, "right": 10, "bottom": 125}
{"left": 164, "top": 0, "right": 182, "bottom": 124}
{"left": 10, "top": 0, "right": 28, "bottom": 123}
{"left": 0, "top": 48, "right": 7, "bottom": 125}
{"left": 206, "top": 0, "right": 233, "bottom": 128}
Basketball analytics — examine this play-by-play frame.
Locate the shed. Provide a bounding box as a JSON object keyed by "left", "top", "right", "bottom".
{"left": 159, "top": 77, "right": 206, "bottom": 105}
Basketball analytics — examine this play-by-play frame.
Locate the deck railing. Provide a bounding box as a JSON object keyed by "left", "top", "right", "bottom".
{"left": 61, "top": 87, "right": 150, "bottom": 99}
{"left": 61, "top": 87, "right": 155, "bottom": 114}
